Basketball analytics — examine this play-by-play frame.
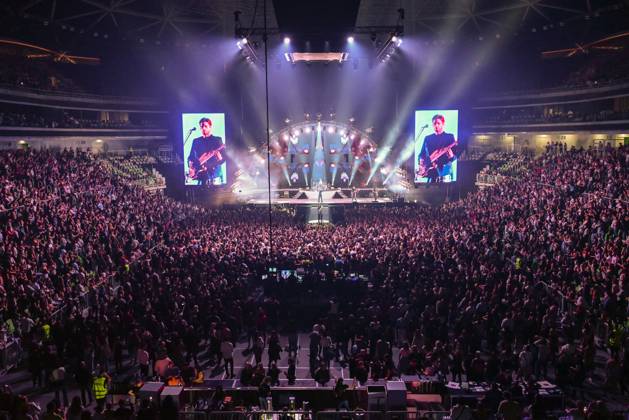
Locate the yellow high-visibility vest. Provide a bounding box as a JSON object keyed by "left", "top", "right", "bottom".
{"left": 92, "top": 376, "right": 108, "bottom": 400}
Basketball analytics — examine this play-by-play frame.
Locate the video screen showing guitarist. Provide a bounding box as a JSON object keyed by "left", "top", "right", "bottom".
{"left": 187, "top": 117, "right": 225, "bottom": 185}
{"left": 417, "top": 114, "right": 457, "bottom": 183}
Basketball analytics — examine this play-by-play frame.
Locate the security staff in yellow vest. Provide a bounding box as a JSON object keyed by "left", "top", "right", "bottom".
{"left": 92, "top": 366, "right": 111, "bottom": 411}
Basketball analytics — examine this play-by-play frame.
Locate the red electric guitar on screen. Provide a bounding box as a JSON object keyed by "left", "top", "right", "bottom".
{"left": 188, "top": 144, "right": 225, "bottom": 180}
{"left": 417, "top": 140, "right": 457, "bottom": 178}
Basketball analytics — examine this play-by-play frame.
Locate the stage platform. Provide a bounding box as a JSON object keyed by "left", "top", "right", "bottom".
{"left": 241, "top": 188, "right": 393, "bottom": 205}
{"left": 247, "top": 197, "right": 392, "bottom": 205}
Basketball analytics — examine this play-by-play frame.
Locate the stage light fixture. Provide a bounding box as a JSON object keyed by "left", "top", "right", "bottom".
{"left": 283, "top": 134, "right": 289, "bottom": 141}
{"left": 330, "top": 163, "right": 336, "bottom": 168}
{"left": 330, "top": 148, "right": 336, "bottom": 154}
{"left": 350, "top": 133, "right": 356, "bottom": 140}
{"left": 241, "top": 37, "right": 248, "bottom": 45}
{"left": 304, "top": 148, "right": 310, "bottom": 154}
{"left": 327, "top": 126, "right": 335, "bottom": 134}
{"left": 340, "top": 130, "right": 347, "bottom": 136}
{"left": 293, "top": 129, "right": 300, "bottom": 136}
{"left": 392, "top": 36, "right": 398, "bottom": 42}
{"left": 347, "top": 36, "right": 355, "bottom": 44}
{"left": 284, "top": 36, "right": 290, "bottom": 45}
{"left": 305, "top": 126, "right": 312, "bottom": 134}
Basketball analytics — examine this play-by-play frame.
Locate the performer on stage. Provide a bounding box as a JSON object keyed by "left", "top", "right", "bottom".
{"left": 417, "top": 114, "right": 457, "bottom": 183}
{"left": 316, "top": 180, "right": 325, "bottom": 204}
{"left": 187, "top": 117, "right": 225, "bottom": 186}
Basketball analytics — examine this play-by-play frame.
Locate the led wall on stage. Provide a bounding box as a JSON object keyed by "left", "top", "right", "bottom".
{"left": 182, "top": 113, "right": 227, "bottom": 186}
{"left": 414, "top": 110, "right": 459, "bottom": 183}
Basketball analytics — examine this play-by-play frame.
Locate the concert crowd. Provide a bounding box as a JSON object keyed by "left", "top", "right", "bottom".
{"left": 0, "top": 144, "right": 627, "bottom": 419}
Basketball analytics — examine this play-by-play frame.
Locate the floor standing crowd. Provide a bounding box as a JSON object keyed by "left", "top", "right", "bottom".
{"left": 0, "top": 145, "right": 627, "bottom": 419}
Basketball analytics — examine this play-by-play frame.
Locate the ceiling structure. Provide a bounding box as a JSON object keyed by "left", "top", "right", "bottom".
{"left": 0, "top": 0, "right": 626, "bottom": 53}
{"left": 356, "top": 0, "right": 627, "bottom": 33}
{"left": 2, "top": 0, "right": 278, "bottom": 46}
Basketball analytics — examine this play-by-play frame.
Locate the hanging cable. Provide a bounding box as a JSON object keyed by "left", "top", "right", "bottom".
{"left": 263, "top": 0, "right": 273, "bottom": 261}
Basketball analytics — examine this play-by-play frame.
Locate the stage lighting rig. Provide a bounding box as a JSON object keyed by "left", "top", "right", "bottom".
{"left": 236, "top": 36, "right": 260, "bottom": 64}
{"left": 233, "top": 8, "right": 281, "bottom": 66}
{"left": 376, "top": 33, "right": 402, "bottom": 63}
{"left": 351, "top": 7, "right": 403, "bottom": 64}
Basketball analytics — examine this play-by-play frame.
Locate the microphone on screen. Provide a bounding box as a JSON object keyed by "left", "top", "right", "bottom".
{"left": 189, "top": 127, "right": 197, "bottom": 132}
{"left": 422, "top": 124, "right": 428, "bottom": 128}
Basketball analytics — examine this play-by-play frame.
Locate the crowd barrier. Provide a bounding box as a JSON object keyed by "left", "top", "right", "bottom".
{"left": 178, "top": 411, "right": 451, "bottom": 420}
{"left": 0, "top": 338, "right": 21, "bottom": 374}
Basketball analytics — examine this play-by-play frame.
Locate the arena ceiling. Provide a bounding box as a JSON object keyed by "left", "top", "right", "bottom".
{"left": 1, "top": 0, "right": 627, "bottom": 51}
{"left": 357, "top": 0, "right": 627, "bottom": 37}
{"left": 2, "top": 0, "right": 278, "bottom": 42}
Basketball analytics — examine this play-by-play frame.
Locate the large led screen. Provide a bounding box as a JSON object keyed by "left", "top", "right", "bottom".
{"left": 182, "top": 113, "right": 226, "bottom": 186}
{"left": 414, "top": 110, "right": 459, "bottom": 183}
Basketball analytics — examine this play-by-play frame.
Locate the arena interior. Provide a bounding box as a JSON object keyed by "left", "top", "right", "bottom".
{"left": 0, "top": 1, "right": 628, "bottom": 419}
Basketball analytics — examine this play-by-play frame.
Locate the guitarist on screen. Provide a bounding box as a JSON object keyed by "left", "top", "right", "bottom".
{"left": 187, "top": 117, "right": 226, "bottom": 185}
{"left": 417, "top": 114, "right": 458, "bottom": 183}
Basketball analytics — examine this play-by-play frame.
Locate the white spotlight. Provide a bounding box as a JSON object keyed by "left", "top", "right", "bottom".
{"left": 327, "top": 126, "right": 335, "bottom": 134}
{"left": 305, "top": 126, "right": 312, "bottom": 134}
{"left": 347, "top": 36, "right": 355, "bottom": 44}
{"left": 284, "top": 36, "right": 290, "bottom": 45}
{"left": 292, "top": 129, "right": 300, "bottom": 136}
{"left": 241, "top": 37, "right": 248, "bottom": 45}
{"left": 392, "top": 36, "right": 398, "bottom": 42}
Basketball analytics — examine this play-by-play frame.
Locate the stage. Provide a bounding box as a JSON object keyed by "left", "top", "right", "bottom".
{"left": 240, "top": 187, "right": 394, "bottom": 205}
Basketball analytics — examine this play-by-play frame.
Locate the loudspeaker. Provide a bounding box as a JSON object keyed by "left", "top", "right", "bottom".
{"left": 386, "top": 381, "right": 407, "bottom": 410}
